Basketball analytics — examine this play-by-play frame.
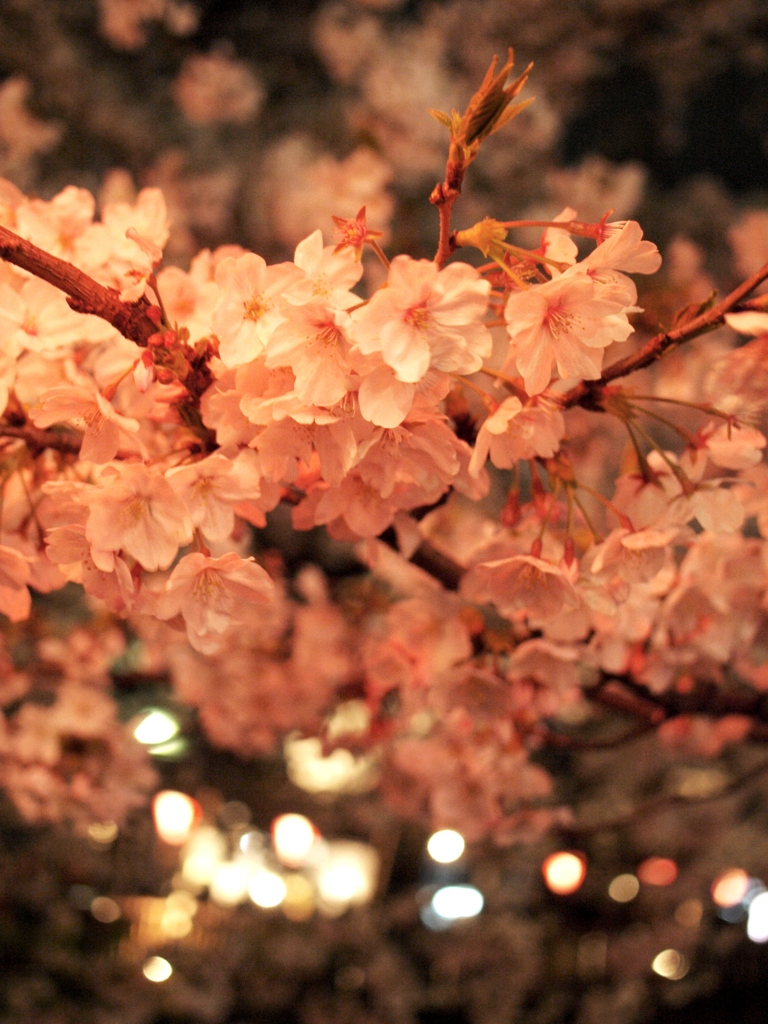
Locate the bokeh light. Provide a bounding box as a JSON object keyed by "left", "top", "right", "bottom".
{"left": 747, "top": 891, "right": 768, "bottom": 942}
{"left": 316, "top": 841, "right": 379, "bottom": 914}
{"left": 142, "top": 956, "right": 173, "bottom": 982}
{"left": 608, "top": 874, "right": 640, "bottom": 903}
{"left": 272, "top": 813, "right": 317, "bottom": 868}
{"left": 90, "top": 896, "right": 121, "bottom": 923}
{"left": 248, "top": 869, "right": 287, "bottom": 909}
{"left": 209, "top": 860, "right": 251, "bottom": 906}
{"left": 637, "top": 857, "right": 677, "bottom": 886}
{"left": 711, "top": 868, "right": 750, "bottom": 907}
{"left": 430, "top": 884, "right": 484, "bottom": 921}
{"left": 651, "top": 949, "right": 689, "bottom": 980}
{"left": 427, "top": 829, "right": 465, "bottom": 864}
{"left": 152, "top": 791, "right": 200, "bottom": 846}
{"left": 134, "top": 709, "right": 179, "bottom": 745}
{"left": 542, "top": 852, "right": 587, "bottom": 895}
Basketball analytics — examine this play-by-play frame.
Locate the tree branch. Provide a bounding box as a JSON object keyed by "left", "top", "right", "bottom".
{"left": 0, "top": 224, "right": 158, "bottom": 346}
{"left": 0, "top": 422, "right": 81, "bottom": 456}
{"left": 556, "top": 257, "right": 768, "bottom": 411}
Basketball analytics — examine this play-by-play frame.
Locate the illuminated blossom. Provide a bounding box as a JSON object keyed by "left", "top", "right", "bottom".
{"left": 157, "top": 551, "right": 275, "bottom": 651}
{"left": 212, "top": 252, "right": 301, "bottom": 367}
{"left": 504, "top": 271, "right": 633, "bottom": 395}
{"left": 352, "top": 255, "right": 492, "bottom": 385}
{"left": 84, "top": 462, "right": 193, "bottom": 572}
{"left": 30, "top": 383, "right": 141, "bottom": 463}
{"left": 469, "top": 397, "right": 565, "bottom": 476}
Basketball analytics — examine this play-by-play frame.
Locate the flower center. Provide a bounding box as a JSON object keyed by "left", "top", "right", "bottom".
{"left": 544, "top": 306, "right": 578, "bottom": 340}
{"left": 243, "top": 293, "right": 271, "bottom": 322}
{"left": 404, "top": 306, "right": 431, "bottom": 331}
{"left": 193, "top": 568, "right": 225, "bottom": 604}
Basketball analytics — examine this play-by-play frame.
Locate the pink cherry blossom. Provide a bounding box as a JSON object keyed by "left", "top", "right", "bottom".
{"left": 157, "top": 551, "right": 275, "bottom": 651}
{"left": 504, "top": 270, "right": 633, "bottom": 395}
{"left": 469, "top": 396, "right": 565, "bottom": 476}
{"left": 84, "top": 462, "right": 193, "bottom": 572}
{"left": 31, "top": 383, "right": 141, "bottom": 463}
{"left": 352, "top": 255, "right": 492, "bottom": 383}
{"left": 212, "top": 252, "right": 302, "bottom": 367}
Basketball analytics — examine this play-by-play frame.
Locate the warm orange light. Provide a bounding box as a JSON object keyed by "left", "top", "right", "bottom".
{"left": 152, "top": 791, "right": 200, "bottom": 846}
{"left": 637, "top": 857, "right": 678, "bottom": 887}
{"left": 271, "top": 813, "right": 317, "bottom": 868}
{"left": 711, "top": 868, "right": 750, "bottom": 908}
{"left": 542, "top": 851, "right": 587, "bottom": 895}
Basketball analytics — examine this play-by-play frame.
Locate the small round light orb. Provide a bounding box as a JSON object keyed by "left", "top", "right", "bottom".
{"left": 542, "top": 852, "right": 587, "bottom": 895}
{"left": 142, "top": 956, "right": 173, "bottom": 982}
{"left": 153, "top": 790, "right": 199, "bottom": 845}
{"left": 90, "top": 896, "right": 121, "bottom": 923}
{"left": 637, "top": 857, "right": 678, "bottom": 887}
{"left": 427, "top": 829, "right": 465, "bottom": 864}
{"left": 608, "top": 874, "right": 640, "bottom": 903}
{"left": 272, "top": 813, "right": 317, "bottom": 868}
{"left": 652, "top": 949, "right": 689, "bottom": 980}
{"left": 747, "top": 891, "right": 768, "bottom": 943}
{"left": 87, "top": 821, "right": 118, "bottom": 845}
{"left": 134, "top": 709, "right": 179, "bottom": 746}
{"left": 711, "top": 868, "right": 750, "bottom": 908}
{"left": 248, "top": 869, "right": 287, "bottom": 909}
{"left": 430, "top": 884, "right": 484, "bottom": 921}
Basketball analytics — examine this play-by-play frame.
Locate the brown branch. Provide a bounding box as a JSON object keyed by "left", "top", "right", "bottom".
{"left": 562, "top": 757, "right": 768, "bottom": 837}
{"left": 0, "top": 224, "right": 158, "bottom": 346}
{"left": 0, "top": 423, "right": 81, "bottom": 456}
{"left": 430, "top": 168, "right": 464, "bottom": 270}
{"left": 556, "top": 257, "right": 768, "bottom": 411}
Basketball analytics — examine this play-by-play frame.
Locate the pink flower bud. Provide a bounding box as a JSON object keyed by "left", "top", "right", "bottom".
{"left": 134, "top": 351, "right": 155, "bottom": 392}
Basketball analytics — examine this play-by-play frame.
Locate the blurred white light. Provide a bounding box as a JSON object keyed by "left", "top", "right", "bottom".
{"left": 272, "top": 813, "right": 317, "bottom": 868}
{"left": 181, "top": 826, "right": 227, "bottom": 886}
{"left": 747, "top": 891, "right": 768, "bottom": 942}
{"left": 651, "top": 949, "right": 689, "bottom": 980}
{"left": 210, "top": 860, "right": 251, "bottom": 907}
{"left": 542, "top": 852, "right": 587, "bottom": 895}
{"left": 316, "top": 842, "right": 379, "bottom": 913}
{"left": 284, "top": 734, "right": 378, "bottom": 795}
{"left": 431, "top": 885, "right": 484, "bottom": 921}
{"left": 248, "top": 869, "right": 287, "bottom": 909}
{"left": 142, "top": 956, "right": 173, "bottom": 982}
{"left": 427, "top": 830, "right": 465, "bottom": 864}
{"left": 153, "top": 791, "right": 199, "bottom": 845}
{"left": 135, "top": 710, "right": 179, "bottom": 745}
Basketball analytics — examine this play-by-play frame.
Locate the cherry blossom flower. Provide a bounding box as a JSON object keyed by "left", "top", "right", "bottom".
{"left": 504, "top": 270, "right": 634, "bottom": 395}
{"left": 212, "top": 252, "right": 302, "bottom": 367}
{"left": 157, "top": 551, "right": 275, "bottom": 651}
{"left": 31, "top": 383, "right": 141, "bottom": 463}
{"left": 0, "top": 277, "right": 115, "bottom": 357}
{"left": 469, "top": 396, "right": 565, "bottom": 476}
{"left": 351, "top": 255, "right": 492, "bottom": 384}
{"left": 84, "top": 462, "right": 193, "bottom": 572}
{"left": 166, "top": 450, "right": 266, "bottom": 542}
{"left": 266, "top": 302, "right": 356, "bottom": 407}
{"left": 285, "top": 229, "right": 363, "bottom": 309}
{"left": 462, "top": 554, "right": 580, "bottom": 621}
{"left": 0, "top": 545, "right": 32, "bottom": 622}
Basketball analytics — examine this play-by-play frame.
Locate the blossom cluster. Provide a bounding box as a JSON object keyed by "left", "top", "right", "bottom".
{"left": 0, "top": 80, "right": 768, "bottom": 840}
